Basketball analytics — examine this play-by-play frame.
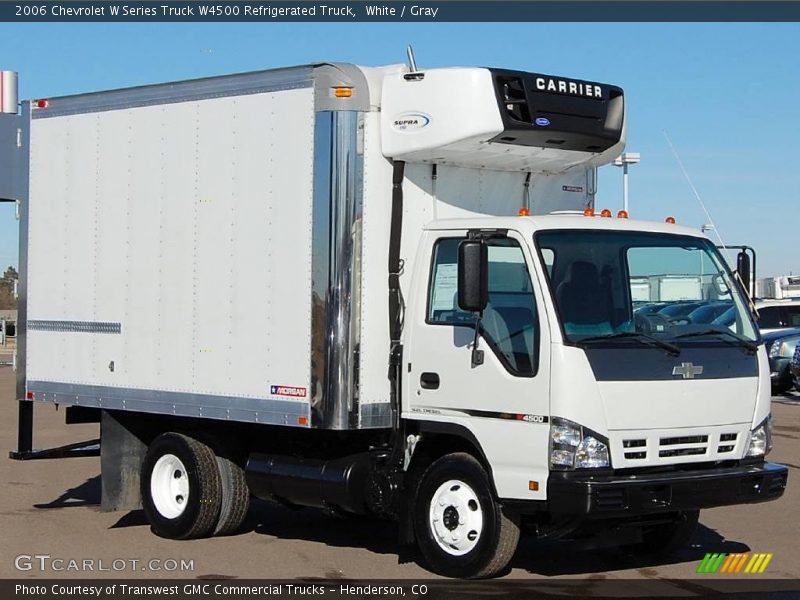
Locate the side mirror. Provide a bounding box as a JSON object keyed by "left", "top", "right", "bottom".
{"left": 458, "top": 240, "right": 488, "bottom": 313}
{"left": 736, "top": 250, "right": 751, "bottom": 297}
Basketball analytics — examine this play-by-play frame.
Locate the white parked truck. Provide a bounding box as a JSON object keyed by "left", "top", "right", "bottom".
{"left": 0, "top": 61, "right": 787, "bottom": 578}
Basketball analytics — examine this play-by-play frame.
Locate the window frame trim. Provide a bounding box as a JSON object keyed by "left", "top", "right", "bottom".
{"left": 424, "top": 234, "right": 540, "bottom": 379}
{"left": 533, "top": 228, "right": 762, "bottom": 348}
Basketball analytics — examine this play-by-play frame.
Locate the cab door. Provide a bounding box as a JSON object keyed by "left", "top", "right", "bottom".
{"left": 403, "top": 229, "right": 552, "bottom": 501}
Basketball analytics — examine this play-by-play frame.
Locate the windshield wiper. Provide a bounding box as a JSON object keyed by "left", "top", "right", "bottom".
{"left": 576, "top": 332, "right": 680, "bottom": 356}
{"left": 673, "top": 328, "right": 758, "bottom": 352}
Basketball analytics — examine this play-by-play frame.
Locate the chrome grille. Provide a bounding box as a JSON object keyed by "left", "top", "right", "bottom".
{"left": 718, "top": 432, "right": 738, "bottom": 453}
{"left": 658, "top": 434, "right": 708, "bottom": 458}
{"left": 623, "top": 438, "right": 647, "bottom": 460}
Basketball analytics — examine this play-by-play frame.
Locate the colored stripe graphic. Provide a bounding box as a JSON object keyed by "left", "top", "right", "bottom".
{"left": 696, "top": 553, "right": 713, "bottom": 573}
{"left": 698, "top": 553, "right": 773, "bottom": 574}
{"left": 734, "top": 553, "right": 749, "bottom": 573}
{"left": 758, "top": 554, "right": 774, "bottom": 573}
{"left": 719, "top": 554, "right": 736, "bottom": 573}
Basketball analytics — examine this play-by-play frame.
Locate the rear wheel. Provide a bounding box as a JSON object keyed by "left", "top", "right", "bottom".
{"left": 213, "top": 453, "right": 250, "bottom": 536}
{"left": 141, "top": 432, "right": 222, "bottom": 539}
{"left": 639, "top": 510, "right": 699, "bottom": 554}
{"left": 413, "top": 453, "right": 519, "bottom": 579}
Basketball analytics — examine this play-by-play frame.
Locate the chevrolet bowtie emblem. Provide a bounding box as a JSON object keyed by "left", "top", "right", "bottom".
{"left": 673, "top": 362, "right": 704, "bottom": 379}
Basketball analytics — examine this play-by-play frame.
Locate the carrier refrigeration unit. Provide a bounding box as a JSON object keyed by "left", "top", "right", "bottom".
{"left": 0, "top": 60, "right": 787, "bottom": 578}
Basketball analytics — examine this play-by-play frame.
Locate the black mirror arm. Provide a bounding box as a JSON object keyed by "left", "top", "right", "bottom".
{"left": 471, "top": 312, "right": 484, "bottom": 368}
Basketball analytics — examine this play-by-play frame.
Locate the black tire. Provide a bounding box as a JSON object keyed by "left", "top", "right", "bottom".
{"left": 639, "top": 510, "right": 699, "bottom": 555}
{"left": 794, "top": 377, "right": 800, "bottom": 393}
{"left": 213, "top": 454, "right": 250, "bottom": 536}
{"left": 413, "top": 453, "right": 520, "bottom": 579}
{"left": 141, "top": 432, "right": 222, "bottom": 540}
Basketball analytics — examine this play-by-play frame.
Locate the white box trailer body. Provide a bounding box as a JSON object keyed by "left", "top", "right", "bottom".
{"left": 2, "top": 62, "right": 787, "bottom": 579}
{"left": 17, "top": 63, "right": 617, "bottom": 431}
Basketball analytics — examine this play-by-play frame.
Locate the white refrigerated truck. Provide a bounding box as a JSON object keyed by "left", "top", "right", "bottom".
{"left": 0, "top": 62, "right": 787, "bottom": 578}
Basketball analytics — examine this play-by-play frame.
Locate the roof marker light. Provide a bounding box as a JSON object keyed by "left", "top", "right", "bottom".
{"left": 665, "top": 216, "right": 676, "bottom": 224}
{"left": 34, "top": 99, "right": 49, "bottom": 109}
{"left": 600, "top": 208, "right": 612, "bottom": 218}
{"left": 583, "top": 207, "right": 594, "bottom": 217}
{"left": 617, "top": 210, "right": 629, "bottom": 219}
{"left": 518, "top": 207, "right": 530, "bottom": 217}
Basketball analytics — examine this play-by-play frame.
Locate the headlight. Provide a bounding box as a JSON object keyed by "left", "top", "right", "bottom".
{"left": 575, "top": 436, "right": 611, "bottom": 468}
{"left": 769, "top": 341, "right": 787, "bottom": 359}
{"left": 746, "top": 415, "right": 773, "bottom": 458}
{"left": 550, "top": 417, "right": 610, "bottom": 470}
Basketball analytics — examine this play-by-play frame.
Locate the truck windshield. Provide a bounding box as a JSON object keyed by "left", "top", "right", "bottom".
{"left": 535, "top": 230, "right": 758, "bottom": 345}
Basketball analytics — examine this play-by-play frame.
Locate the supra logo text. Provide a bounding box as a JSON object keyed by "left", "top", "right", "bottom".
{"left": 392, "top": 112, "right": 431, "bottom": 131}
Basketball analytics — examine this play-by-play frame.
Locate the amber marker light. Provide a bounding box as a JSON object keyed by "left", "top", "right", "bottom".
{"left": 617, "top": 210, "right": 629, "bottom": 219}
{"left": 333, "top": 87, "right": 353, "bottom": 98}
{"left": 518, "top": 207, "right": 530, "bottom": 216}
{"left": 583, "top": 207, "right": 595, "bottom": 217}
{"left": 600, "top": 208, "right": 612, "bottom": 218}
{"left": 665, "top": 216, "right": 676, "bottom": 224}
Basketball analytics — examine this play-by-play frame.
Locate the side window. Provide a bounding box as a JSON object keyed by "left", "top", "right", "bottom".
{"left": 428, "top": 237, "right": 539, "bottom": 376}
{"left": 540, "top": 248, "right": 555, "bottom": 278}
{"left": 428, "top": 239, "right": 473, "bottom": 325}
{"left": 757, "top": 307, "right": 783, "bottom": 329}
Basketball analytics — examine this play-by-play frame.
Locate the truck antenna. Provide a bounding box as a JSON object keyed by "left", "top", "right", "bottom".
{"left": 406, "top": 45, "right": 418, "bottom": 73}
{"left": 663, "top": 130, "right": 726, "bottom": 250}
{"left": 664, "top": 131, "right": 755, "bottom": 305}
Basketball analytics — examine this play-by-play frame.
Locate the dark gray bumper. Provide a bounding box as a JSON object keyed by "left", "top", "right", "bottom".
{"left": 547, "top": 462, "right": 788, "bottom": 517}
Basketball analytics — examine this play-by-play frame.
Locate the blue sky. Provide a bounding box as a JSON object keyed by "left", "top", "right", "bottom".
{"left": 0, "top": 22, "right": 798, "bottom": 276}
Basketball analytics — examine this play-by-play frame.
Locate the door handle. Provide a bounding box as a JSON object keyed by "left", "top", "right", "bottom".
{"left": 420, "top": 372, "right": 440, "bottom": 390}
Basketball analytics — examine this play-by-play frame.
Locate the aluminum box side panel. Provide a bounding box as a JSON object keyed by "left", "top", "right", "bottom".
{"left": 357, "top": 112, "right": 393, "bottom": 427}
{"left": 31, "top": 66, "right": 315, "bottom": 119}
{"left": 26, "top": 88, "right": 315, "bottom": 425}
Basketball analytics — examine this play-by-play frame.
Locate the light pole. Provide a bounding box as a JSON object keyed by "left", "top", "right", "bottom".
{"left": 613, "top": 152, "right": 640, "bottom": 213}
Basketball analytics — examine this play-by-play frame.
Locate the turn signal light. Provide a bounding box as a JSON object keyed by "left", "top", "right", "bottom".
{"left": 600, "top": 208, "right": 612, "bottom": 218}
{"left": 617, "top": 210, "right": 629, "bottom": 219}
{"left": 518, "top": 207, "right": 530, "bottom": 216}
{"left": 665, "top": 216, "right": 676, "bottom": 224}
{"left": 583, "top": 207, "right": 595, "bottom": 217}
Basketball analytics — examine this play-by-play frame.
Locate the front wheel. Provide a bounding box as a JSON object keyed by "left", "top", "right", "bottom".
{"left": 413, "top": 453, "right": 519, "bottom": 579}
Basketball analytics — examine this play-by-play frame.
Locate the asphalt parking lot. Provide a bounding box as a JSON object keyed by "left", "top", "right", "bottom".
{"left": 1, "top": 365, "right": 798, "bottom": 586}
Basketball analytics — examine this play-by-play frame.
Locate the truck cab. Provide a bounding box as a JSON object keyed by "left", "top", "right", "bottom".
{"left": 401, "top": 214, "right": 785, "bottom": 575}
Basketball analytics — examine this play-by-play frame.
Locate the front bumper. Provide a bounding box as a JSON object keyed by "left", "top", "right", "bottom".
{"left": 547, "top": 462, "right": 788, "bottom": 517}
